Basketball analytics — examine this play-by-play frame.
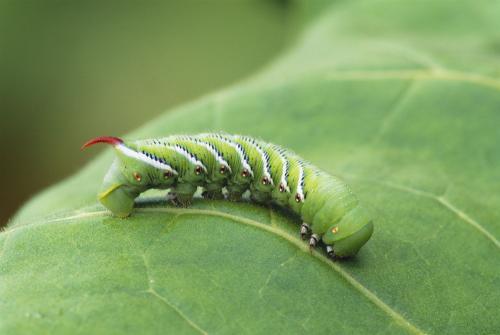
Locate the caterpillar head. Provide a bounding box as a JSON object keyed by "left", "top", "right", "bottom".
{"left": 322, "top": 206, "right": 374, "bottom": 258}
{"left": 82, "top": 136, "right": 177, "bottom": 217}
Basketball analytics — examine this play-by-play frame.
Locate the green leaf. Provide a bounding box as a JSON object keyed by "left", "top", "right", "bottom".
{"left": 2, "top": 1, "right": 500, "bottom": 334}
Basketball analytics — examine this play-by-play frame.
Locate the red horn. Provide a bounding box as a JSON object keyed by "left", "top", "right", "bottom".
{"left": 81, "top": 136, "right": 123, "bottom": 150}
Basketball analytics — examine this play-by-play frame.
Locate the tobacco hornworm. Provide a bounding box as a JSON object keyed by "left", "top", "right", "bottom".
{"left": 82, "top": 134, "right": 374, "bottom": 259}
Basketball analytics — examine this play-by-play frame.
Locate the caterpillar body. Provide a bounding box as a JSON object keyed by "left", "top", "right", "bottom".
{"left": 82, "top": 134, "right": 374, "bottom": 259}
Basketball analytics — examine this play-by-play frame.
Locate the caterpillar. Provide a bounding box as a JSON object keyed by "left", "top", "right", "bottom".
{"left": 82, "top": 134, "right": 374, "bottom": 259}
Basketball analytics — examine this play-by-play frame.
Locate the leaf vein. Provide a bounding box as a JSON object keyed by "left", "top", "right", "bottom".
{"left": 367, "top": 179, "right": 500, "bottom": 249}
{"left": 141, "top": 253, "right": 208, "bottom": 335}
{"left": 3, "top": 206, "right": 427, "bottom": 334}
{"left": 258, "top": 251, "right": 298, "bottom": 299}
{"left": 373, "top": 78, "right": 419, "bottom": 143}
{"left": 325, "top": 69, "right": 500, "bottom": 92}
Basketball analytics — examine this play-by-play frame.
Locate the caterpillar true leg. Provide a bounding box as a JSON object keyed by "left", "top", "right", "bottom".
{"left": 326, "top": 245, "right": 336, "bottom": 260}
{"left": 309, "top": 234, "right": 319, "bottom": 250}
{"left": 300, "top": 223, "right": 311, "bottom": 240}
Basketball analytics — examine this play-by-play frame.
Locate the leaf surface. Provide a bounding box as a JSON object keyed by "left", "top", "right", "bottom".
{"left": 2, "top": 1, "right": 500, "bottom": 334}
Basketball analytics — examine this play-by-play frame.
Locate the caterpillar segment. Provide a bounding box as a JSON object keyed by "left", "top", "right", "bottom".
{"left": 196, "top": 133, "right": 254, "bottom": 201}
{"left": 168, "top": 136, "right": 230, "bottom": 200}
{"left": 232, "top": 136, "right": 274, "bottom": 204}
{"left": 132, "top": 139, "right": 206, "bottom": 206}
{"left": 263, "top": 143, "right": 291, "bottom": 207}
{"left": 82, "top": 134, "right": 374, "bottom": 259}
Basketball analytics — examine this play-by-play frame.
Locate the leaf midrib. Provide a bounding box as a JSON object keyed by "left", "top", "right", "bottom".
{"left": 0, "top": 207, "right": 426, "bottom": 335}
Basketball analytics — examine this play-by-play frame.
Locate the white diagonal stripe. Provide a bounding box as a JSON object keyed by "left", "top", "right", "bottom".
{"left": 116, "top": 144, "right": 177, "bottom": 174}
{"left": 273, "top": 145, "right": 290, "bottom": 192}
{"left": 296, "top": 161, "right": 305, "bottom": 201}
{"left": 192, "top": 138, "right": 232, "bottom": 173}
{"left": 204, "top": 134, "right": 253, "bottom": 176}
{"left": 172, "top": 144, "right": 207, "bottom": 172}
{"left": 239, "top": 136, "right": 273, "bottom": 184}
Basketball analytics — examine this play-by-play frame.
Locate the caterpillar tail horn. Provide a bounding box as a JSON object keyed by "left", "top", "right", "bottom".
{"left": 81, "top": 136, "right": 123, "bottom": 150}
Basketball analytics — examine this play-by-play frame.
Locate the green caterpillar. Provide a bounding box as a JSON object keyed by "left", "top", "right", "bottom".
{"left": 82, "top": 134, "right": 374, "bottom": 259}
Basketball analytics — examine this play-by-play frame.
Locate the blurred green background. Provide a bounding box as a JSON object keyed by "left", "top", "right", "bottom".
{"left": 0, "top": 0, "right": 312, "bottom": 226}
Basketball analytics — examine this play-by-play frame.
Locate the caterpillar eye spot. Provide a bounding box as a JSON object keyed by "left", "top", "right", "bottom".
{"left": 241, "top": 169, "right": 249, "bottom": 177}
{"left": 279, "top": 184, "right": 285, "bottom": 193}
{"left": 262, "top": 177, "right": 270, "bottom": 185}
{"left": 332, "top": 227, "right": 339, "bottom": 234}
{"left": 195, "top": 166, "right": 203, "bottom": 175}
{"left": 295, "top": 194, "right": 303, "bottom": 203}
{"left": 133, "top": 172, "right": 142, "bottom": 182}
{"left": 220, "top": 165, "right": 226, "bottom": 174}
{"left": 164, "top": 171, "right": 173, "bottom": 179}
